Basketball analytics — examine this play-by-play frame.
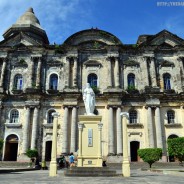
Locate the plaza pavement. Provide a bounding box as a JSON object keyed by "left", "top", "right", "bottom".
{"left": 0, "top": 168, "right": 184, "bottom": 184}
{"left": 0, "top": 162, "right": 184, "bottom": 184}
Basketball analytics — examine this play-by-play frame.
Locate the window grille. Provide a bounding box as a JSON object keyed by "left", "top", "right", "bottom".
{"left": 10, "top": 110, "right": 19, "bottom": 123}
{"left": 164, "top": 74, "right": 171, "bottom": 90}
{"left": 129, "top": 110, "right": 137, "bottom": 124}
{"left": 50, "top": 74, "right": 58, "bottom": 90}
{"left": 14, "top": 75, "right": 23, "bottom": 90}
{"left": 88, "top": 73, "right": 98, "bottom": 87}
{"left": 167, "top": 111, "right": 175, "bottom": 124}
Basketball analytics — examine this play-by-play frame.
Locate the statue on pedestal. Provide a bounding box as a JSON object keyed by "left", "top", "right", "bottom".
{"left": 83, "top": 83, "right": 95, "bottom": 115}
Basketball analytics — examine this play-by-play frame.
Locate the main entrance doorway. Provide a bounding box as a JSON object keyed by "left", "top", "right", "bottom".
{"left": 4, "top": 134, "right": 18, "bottom": 161}
{"left": 130, "top": 141, "right": 140, "bottom": 162}
{"left": 45, "top": 141, "right": 52, "bottom": 161}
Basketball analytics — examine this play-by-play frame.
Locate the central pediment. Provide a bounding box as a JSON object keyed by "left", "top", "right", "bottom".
{"left": 64, "top": 29, "right": 122, "bottom": 46}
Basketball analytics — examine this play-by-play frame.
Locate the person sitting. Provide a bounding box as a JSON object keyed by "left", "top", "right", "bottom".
{"left": 58, "top": 154, "right": 66, "bottom": 168}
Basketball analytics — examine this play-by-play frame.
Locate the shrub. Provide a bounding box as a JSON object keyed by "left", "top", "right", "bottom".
{"left": 26, "top": 149, "right": 38, "bottom": 159}
{"left": 138, "top": 148, "right": 162, "bottom": 168}
{"left": 127, "top": 85, "right": 136, "bottom": 90}
{"left": 91, "top": 86, "right": 100, "bottom": 94}
{"left": 167, "top": 137, "right": 184, "bottom": 164}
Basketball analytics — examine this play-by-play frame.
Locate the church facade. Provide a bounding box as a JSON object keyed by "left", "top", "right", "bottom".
{"left": 0, "top": 8, "right": 184, "bottom": 162}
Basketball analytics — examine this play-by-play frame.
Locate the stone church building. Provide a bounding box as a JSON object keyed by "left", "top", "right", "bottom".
{"left": 0, "top": 8, "right": 184, "bottom": 162}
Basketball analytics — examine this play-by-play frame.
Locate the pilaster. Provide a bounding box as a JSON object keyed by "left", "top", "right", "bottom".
{"left": 31, "top": 106, "right": 39, "bottom": 149}
{"left": 62, "top": 106, "right": 69, "bottom": 154}
{"left": 36, "top": 57, "right": 42, "bottom": 88}
{"left": 22, "top": 106, "right": 31, "bottom": 153}
{"left": 116, "top": 107, "right": 122, "bottom": 155}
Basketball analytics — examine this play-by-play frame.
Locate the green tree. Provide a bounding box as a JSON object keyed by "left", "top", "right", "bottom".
{"left": 167, "top": 137, "right": 184, "bottom": 164}
{"left": 138, "top": 148, "right": 162, "bottom": 168}
{"left": 26, "top": 149, "right": 38, "bottom": 164}
{"left": 26, "top": 149, "right": 38, "bottom": 158}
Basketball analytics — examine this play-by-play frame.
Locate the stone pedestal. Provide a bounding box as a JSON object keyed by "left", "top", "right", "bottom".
{"left": 78, "top": 115, "right": 103, "bottom": 167}
{"left": 64, "top": 167, "right": 116, "bottom": 177}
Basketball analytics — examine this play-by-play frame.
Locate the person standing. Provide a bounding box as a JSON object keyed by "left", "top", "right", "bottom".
{"left": 69, "top": 152, "right": 75, "bottom": 167}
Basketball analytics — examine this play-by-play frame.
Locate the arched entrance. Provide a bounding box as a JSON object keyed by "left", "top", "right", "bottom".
{"left": 130, "top": 141, "right": 140, "bottom": 162}
{"left": 45, "top": 141, "right": 52, "bottom": 161}
{"left": 4, "top": 134, "right": 18, "bottom": 161}
{"left": 168, "top": 134, "right": 178, "bottom": 162}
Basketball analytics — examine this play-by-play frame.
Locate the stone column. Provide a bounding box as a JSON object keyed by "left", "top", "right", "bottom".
{"left": 107, "top": 57, "right": 112, "bottom": 87}
{"left": 114, "top": 57, "right": 120, "bottom": 87}
{"left": 116, "top": 107, "right": 122, "bottom": 155}
{"left": 180, "top": 106, "right": 183, "bottom": 124}
{"left": 77, "top": 123, "right": 83, "bottom": 167}
{"left": 147, "top": 107, "right": 154, "bottom": 148}
{"left": 98, "top": 123, "right": 103, "bottom": 157}
{"left": 108, "top": 106, "right": 115, "bottom": 155}
{"left": 36, "top": 58, "right": 41, "bottom": 87}
{"left": 155, "top": 107, "right": 163, "bottom": 148}
{"left": 70, "top": 106, "right": 77, "bottom": 153}
{"left": 22, "top": 107, "right": 31, "bottom": 153}
{"left": 78, "top": 123, "right": 83, "bottom": 157}
{"left": 73, "top": 57, "right": 78, "bottom": 87}
{"left": 49, "top": 112, "right": 60, "bottom": 177}
{"left": 31, "top": 107, "right": 39, "bottom": 149}
{"left": 150, "top": 57, "right": 157, "bottom": 87}
{"left": 62, "top": 106, "right": 69, "bottom": 154}
{"left": 155, "top": 106, "right": 167, "bottom": 161}
{"left": 0, "top": 59, "right": 6, "bottom": 87}
{"left": 121, "top": 112, "right": 130, "bottom": 177}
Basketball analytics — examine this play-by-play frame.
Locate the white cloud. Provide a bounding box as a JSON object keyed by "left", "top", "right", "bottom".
{"left": 0, "top": 0, "right": 95, "bottom": 43}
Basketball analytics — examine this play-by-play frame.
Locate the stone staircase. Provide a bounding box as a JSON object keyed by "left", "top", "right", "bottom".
{"left": 0, "top": 161, "right": 29, "bottom": 168}
{"left": 64, "top": 167, "right": 117, "bottom": 177}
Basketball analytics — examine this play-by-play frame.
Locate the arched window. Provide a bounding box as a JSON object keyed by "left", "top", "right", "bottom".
{"left": 49, "top": 74, "right": 58, "bottom": 90}
{"left": 88, "top": 73, "right": 98, "bottom": 87}
{"left": 14, "top": 74, "right": 23, "bottom": 90}
{"left": 47, "top": 110, "right": 56, "bottom": 124}
{"left": 127, "top": 73, "right": 135, "bottom": 89}
{"left": 10, "top": 109, "right": 19, "bottom": 123}
{"left": 163, "top": 73, "right": 171, "bottom": 90}
{"left": 167, "top": 110, "right": 175, "bottom": 124}
{"left": 129, "top": 110, "right": 137, "bottom": 124}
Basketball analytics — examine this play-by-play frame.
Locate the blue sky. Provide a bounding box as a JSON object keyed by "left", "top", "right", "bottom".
{"left": 0, "top": 0, "right": 184, "bottom": 44}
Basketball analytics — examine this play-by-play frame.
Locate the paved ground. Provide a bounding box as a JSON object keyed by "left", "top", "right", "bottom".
{"left": 0, "top": 166, "right": 184, "bottom": 184}
{"left": 0, "top": 169, "right": 184, "bottom": 184}
{"left": 0, "top": 162, "right": 184, "bottom": 184}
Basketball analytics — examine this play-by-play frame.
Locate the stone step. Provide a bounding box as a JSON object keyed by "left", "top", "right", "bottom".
{"left": 64, "top": 167, "right": 117, "bottom": 177}
{"left": 0, "top": 161, "right": 29, "bottom": 168}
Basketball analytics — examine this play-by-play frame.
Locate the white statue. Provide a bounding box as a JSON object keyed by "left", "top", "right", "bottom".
{"left": 83, "top": 83, "right": 95, "bottom": 115}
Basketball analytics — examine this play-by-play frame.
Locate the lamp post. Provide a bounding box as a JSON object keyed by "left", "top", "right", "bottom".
{"left": 49, "top": 112, "right": 60, "bottom": 177}
{"left": 120, "top": 112, "right": 130, "bottom": 177}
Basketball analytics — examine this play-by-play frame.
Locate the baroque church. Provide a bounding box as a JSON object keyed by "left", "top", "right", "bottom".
{"left": 0, "top": 7, "right": 184, "bottom": 162}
